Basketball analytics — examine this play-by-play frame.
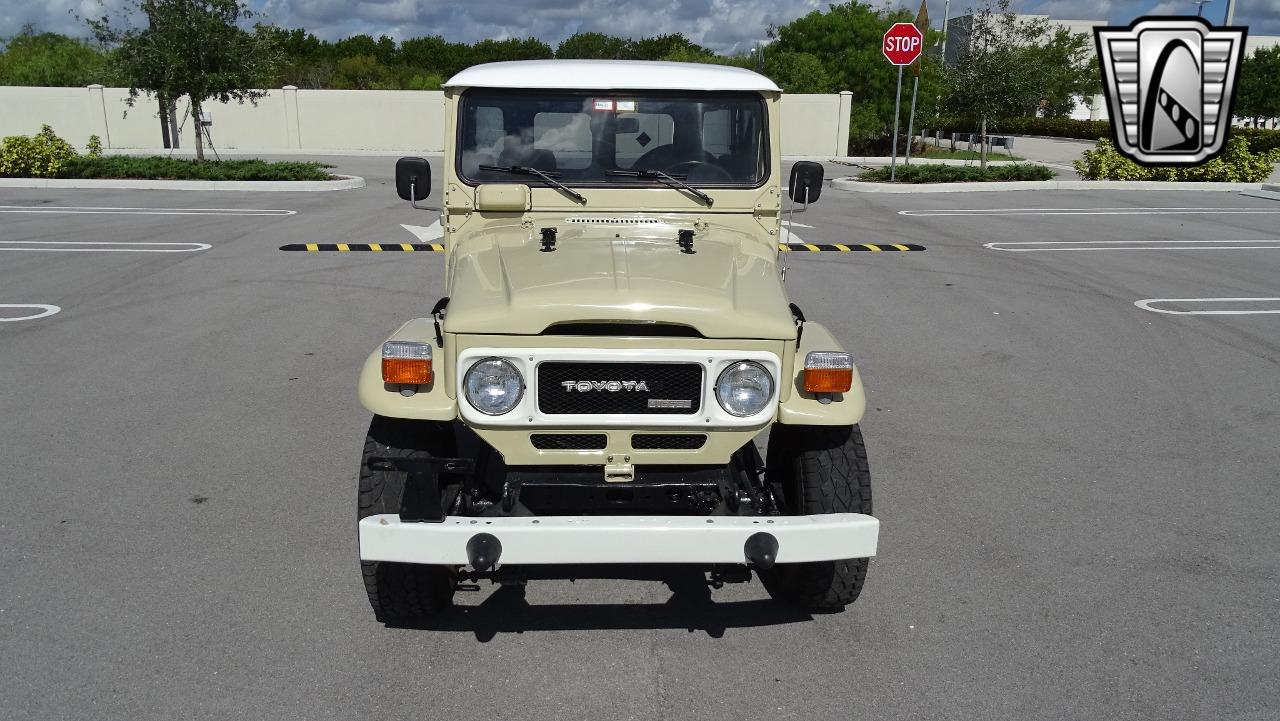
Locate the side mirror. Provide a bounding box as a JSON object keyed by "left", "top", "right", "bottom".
{"left": 788, "top": 161, "right": 823, "bottom": 205}
{"left": 615, "top": 117, "right": 640, "bottom": 134}
{"left": 395, "top": 156, "right": 431, "bottom": 207}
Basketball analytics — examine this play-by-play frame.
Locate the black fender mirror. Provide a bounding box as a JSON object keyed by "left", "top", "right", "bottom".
{"left": 395, "top": 157, "right": 431, "bottom": 207}
{"left": 788, "top": 161, "right": 823, "bottom": 205}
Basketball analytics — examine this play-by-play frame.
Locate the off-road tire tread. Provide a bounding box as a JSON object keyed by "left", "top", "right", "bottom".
{"left": 358, "top": 416, "right": 456, "bottom": 622}
{"left": 766, "top": 424, "right": 872, "bottom": 611}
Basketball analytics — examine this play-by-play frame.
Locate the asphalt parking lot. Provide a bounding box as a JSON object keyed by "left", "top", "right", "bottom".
{"left": 2, "top": 156, "right": 1278, "bottom": 720}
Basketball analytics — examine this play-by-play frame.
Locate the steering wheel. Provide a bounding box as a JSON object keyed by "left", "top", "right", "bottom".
{"left": 663, "top": 159, "right": 734, "bottom": 182}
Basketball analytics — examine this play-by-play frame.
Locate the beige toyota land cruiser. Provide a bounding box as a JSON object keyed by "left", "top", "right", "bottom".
{"left": 356, "top": 59, "right": 878, "bottom": 622}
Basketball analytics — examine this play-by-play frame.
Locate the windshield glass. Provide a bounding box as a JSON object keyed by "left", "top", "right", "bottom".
{"left": 458, "top": 90, "right": 767, "bottom": 186}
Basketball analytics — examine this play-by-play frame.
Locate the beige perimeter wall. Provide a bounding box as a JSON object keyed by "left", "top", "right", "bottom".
{"left": 0, "top": 85, "right": 852, "bottom": 157}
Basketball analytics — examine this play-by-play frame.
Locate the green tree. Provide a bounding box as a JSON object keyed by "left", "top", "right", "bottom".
{"left": 771, "top": 2, "right": 926, "bottom": 153}
{"left": 335, "top": 34, "right": 397, "bottom": 65}
{"left": 630, "top": 34, "right": 707, "bottom": 60}
{"left": 556, "top": 32, "right": 631, "bottom": 59}
{"left": 940, "top": 0, "right": 1058, "bottom": 167}
{"left": 87, "top": 0, "right": 280, "bottom": 160}
{"left": 331, "top": 54, "right": 388, "bottom": 89}
{"left": 1020, "top": 25, "right": 1095, "bottom": 118}
{"left": 1236, "top": 45, "right": 1280, "bottom": 126}
{"left": 0, "top": 26, "right": 111, "bottom": 86}
{"left": 470, "top": 38, "right": 553, "bottom": 65}
{"left": 399, "top": 35, "right": 474, "bottom": 78}
{"left": 764, "top": 51, "right": 835, "bottom": 93}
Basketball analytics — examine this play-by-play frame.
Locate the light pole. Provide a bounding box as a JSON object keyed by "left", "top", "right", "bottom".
{"left": 940, "top": 0, "right": 951, "bottom": 62}
{"left": 1224, "top": 0, "right": 1236, "bottom": 24}
{"left": 1193, "top": 0, "right": 1213, "bottom": 17}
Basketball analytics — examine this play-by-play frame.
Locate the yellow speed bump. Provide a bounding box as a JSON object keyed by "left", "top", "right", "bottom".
{"left": 779, "top": 243, "right": 924, "bottom": 252}
{"left": 279, "top": 243, "right": 446, "bottom": 252}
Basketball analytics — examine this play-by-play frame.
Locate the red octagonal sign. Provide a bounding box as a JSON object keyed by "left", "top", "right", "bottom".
{"left": 883, "top": 22, "right": 924, "bottom": 66}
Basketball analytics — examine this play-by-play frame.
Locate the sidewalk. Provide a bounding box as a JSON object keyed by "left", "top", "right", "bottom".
{"left": 1000, "top": 136, "right": 1097, "bottom": 166}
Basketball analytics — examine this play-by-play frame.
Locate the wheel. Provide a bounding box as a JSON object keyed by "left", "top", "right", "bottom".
{"left": 358, "top": 415, "right": 458, "bottom": 622}
{"left": 763, "top": 424, "right": 873, "bottom": 611}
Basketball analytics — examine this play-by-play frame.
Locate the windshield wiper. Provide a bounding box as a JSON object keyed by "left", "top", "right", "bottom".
{"left": 606, "top": 169, "right": 713, "bottom": 207}
{"left": 479, "top": 164, "right": 586, "bottom": 204}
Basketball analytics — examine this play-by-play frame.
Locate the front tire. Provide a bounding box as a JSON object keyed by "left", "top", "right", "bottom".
{"left": 358, "top": 415, "right": 457, "bottom": 623}
{"left": 764, "top": 424, "right": 873, "bottom": 611}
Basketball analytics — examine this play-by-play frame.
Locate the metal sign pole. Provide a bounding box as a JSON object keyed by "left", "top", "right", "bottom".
{"left": 891, "top": 64, "right": 904, "bottom": 181}
{"left": 905, "top": 74, "right": 920, "bottom": 165}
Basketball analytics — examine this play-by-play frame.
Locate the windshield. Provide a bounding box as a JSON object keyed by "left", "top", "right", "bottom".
{"left": 458, "top": 90, "right": 767, "bottom": 187}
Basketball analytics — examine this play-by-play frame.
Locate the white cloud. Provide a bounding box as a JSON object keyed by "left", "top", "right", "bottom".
{"left": 4, "top": 0, "right": 1276, "bottom": 48}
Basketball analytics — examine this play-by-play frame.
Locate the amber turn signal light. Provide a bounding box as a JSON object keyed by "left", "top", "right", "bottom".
{"left": 382, "top": 341, "right": 433, "bottom": 384}
{"left": 803, "top": 351, "right": 853, "bottom": 393}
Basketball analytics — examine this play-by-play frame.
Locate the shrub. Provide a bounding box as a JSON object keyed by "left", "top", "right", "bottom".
{"left": 0, "top": 125, "right": 78, "bottom": 178}
{"left": 86, "top": 134, "right": 103, "bottom": 157}
{"left": 53, "top": 155, "right": 335, "bottom": 181}
{"left": 857, "top": 163, "right": 1055, "bottom": 183}
{"left": 1234, "top": 127, "right": 1280, "bottom": 154}
{"left": 1073, "top": 136, "right": 1280, "bottom": 182}
{"left": 931, "top": 116, "right": 1110, "bottom": 141}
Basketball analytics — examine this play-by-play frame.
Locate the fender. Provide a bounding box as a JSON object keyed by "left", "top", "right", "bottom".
{"left": 357, "top": 318, "right": 457, "bottom": 420}
{"left": 776, "top": 321, "right": 866, "bottom": 426}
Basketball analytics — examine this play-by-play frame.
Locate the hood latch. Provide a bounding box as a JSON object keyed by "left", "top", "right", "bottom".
{"left": 678, "top": 228, "right": 696, "bottom": 254}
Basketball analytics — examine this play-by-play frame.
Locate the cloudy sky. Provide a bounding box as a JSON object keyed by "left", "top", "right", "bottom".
{"left": 4, "top": 0, "right": 1277, "bottom": 53}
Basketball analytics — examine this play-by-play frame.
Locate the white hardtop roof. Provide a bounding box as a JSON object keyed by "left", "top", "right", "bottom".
{"left": 444, "top": 60, "right": 781, "bottom": 93}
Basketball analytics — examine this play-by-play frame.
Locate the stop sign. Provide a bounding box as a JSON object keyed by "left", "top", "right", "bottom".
{"left": 882, "top": 22, "right": 924, "bottom": 66}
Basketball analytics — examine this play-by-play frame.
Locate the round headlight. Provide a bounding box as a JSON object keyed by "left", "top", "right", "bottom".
{"left": 463, "top": 358, "right": 524, "bottom": 415}
{"left": 715, "top": 361, "right": 775, "bottom": 417}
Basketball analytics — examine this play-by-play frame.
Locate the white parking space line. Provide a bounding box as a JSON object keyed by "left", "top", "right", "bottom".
{"left": 0, "top": 240, "right": 211, "bottom": 253}
{"left": 900, "top": 207, "right": 1280, "bottom": 217}
{"left": 401, "top": 221, "right": 444, "bottom": 242}
{"left": 985, "top": 239, "right": 1280, "bottom": 252}
{"left": 0, "top": 205, "right": 295, "bottom": 216}
{"left": 0, "top": 304, "right": 61, "bottom": 322}
{"left": 1135, "top": 298, "right": 1280, "bottom": 315}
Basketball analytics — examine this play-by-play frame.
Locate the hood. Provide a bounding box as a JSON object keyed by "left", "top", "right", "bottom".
{"left": 444, "top": 224, "right": 796, "bottom": 340}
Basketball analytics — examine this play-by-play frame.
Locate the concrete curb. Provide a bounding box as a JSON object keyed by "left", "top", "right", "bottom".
{"left": 0, "top": 174, "right": 366, "bottom": 192}
{"left": 102, "top": 148, "right": 439, "bottom": 158}
{"left": 830, "top": 178, "right": 1266, "bottom": 194}
{"left": 827, "top": 156, "right": 1027, "bottom": 166}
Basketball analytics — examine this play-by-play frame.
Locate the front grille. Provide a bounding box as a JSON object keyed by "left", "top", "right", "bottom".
{"left": 564, "top": 216, "right": 662, "bottom": 225}
{"left": 631, "top": 434, "right": 707, "bottom": 450}
{"left": 531, "top": 433, "right": 608, "bottom": 450}
{"left": 538, "top": 362, "right": 702, "bottom": 415}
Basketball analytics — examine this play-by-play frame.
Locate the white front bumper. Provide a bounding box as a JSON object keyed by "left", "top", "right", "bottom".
{"left": 358, "top": 513, "right": 879, "bottom": 566}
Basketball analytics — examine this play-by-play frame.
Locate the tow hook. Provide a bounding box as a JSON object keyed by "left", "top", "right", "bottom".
{"left": 744, "top": 531, "right": 780, "bottom": 569}
{"left": 604, "top": 456, "right": 634, "bottom": 483}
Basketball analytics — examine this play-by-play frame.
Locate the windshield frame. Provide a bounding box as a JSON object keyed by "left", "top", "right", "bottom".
{"left": 454, "top": 88, "right": 771, "bottom": 190}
